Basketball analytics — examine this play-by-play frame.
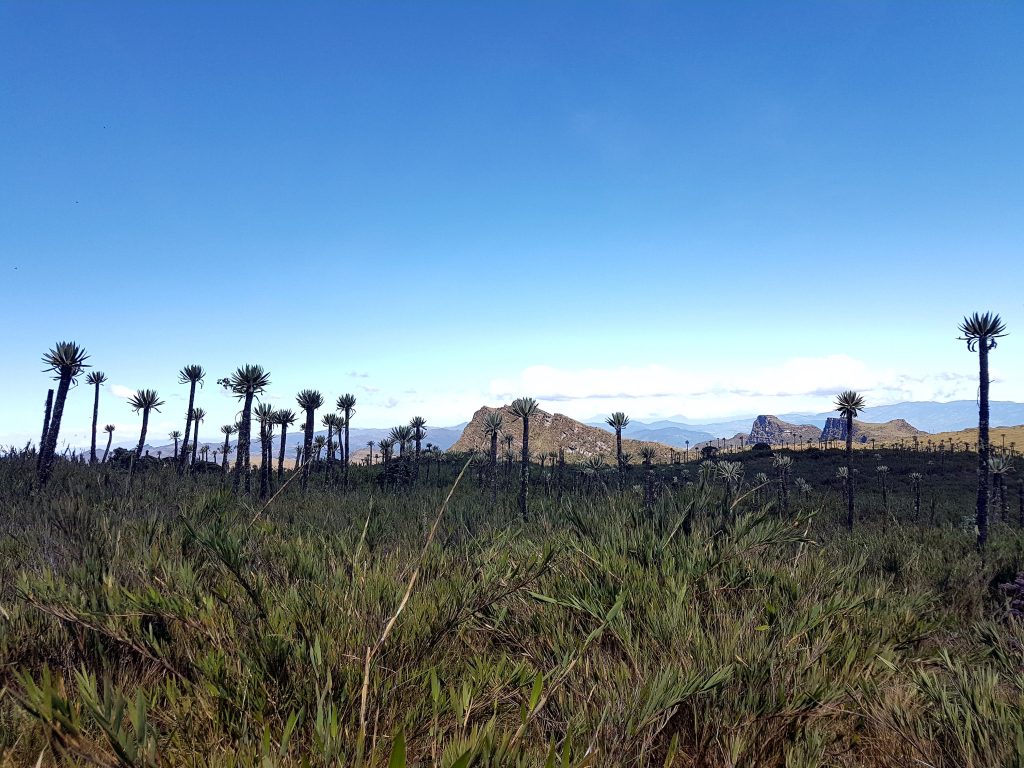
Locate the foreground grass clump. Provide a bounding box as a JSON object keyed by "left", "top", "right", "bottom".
{"left": 1, "top": 454, "right": 1024, "bottom": 766}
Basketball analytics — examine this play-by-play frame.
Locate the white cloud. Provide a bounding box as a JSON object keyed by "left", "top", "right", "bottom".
{"left": 109, "top": 384, "right": 135, "bottom": 399}
{"left": 489, "top": 356, "right": 985, "bottom": 421}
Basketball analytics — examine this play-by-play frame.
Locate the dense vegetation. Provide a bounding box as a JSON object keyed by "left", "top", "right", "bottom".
{"left": 3, "top": 443, "right": 1024, "bottom": 767}
{"left": 6, "top": 314, "right": 1021, "bottom": 765}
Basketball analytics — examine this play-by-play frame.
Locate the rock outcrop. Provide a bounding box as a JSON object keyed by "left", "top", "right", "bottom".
{"left": 820, "top": 417, "right": 926, "bottom": 444}
{"left": 450, "top": 405, "right": 679, "bottom": 464}
{"left": 748, "top": 416, "right": 821, "bottom": 445}
{"left": 820, "top": 417, "right": 853, "bottom": 442}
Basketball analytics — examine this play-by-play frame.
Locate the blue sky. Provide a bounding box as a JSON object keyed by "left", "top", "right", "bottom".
{"left": 2, "top": 1, "right": 1022, "bottom": 447}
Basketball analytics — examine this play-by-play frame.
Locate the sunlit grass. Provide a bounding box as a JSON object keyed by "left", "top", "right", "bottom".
{"left": 1, "top": 448, "right": 1022, "bottom": 766}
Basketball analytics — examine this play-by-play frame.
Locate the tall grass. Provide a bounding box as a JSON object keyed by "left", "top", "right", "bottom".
{"left": 1, "top": 448, "right": 1023, "bottom": 766}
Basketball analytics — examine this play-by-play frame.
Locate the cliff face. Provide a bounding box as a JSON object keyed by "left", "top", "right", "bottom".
{"left": 450, "top": 405, "right": 679, "bottom": 464}
{"left": 748, "top": 416, "right": 821, "bottom": 445}
{"left": 820, "top": 417, "right": 851, "bottom": 442}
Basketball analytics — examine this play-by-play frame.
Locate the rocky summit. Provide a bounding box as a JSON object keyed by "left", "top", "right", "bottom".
{"left": 820, "top": 417, "right": 925, "bottom": 444}
{"left": 820, "top": 417, "right": 851, "bottom": 442}
{"left": 450, "top": 405, "right": 679, "bottom": 464}
{"left": 748, "top": 415, "right": 821, "bottom": 445}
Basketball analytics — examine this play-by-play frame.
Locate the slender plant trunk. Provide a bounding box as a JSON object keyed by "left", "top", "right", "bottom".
{"left": 135, "top": 409, "right": 151, "bottom": 459}
{"left": 914, "top": 482, "right": 921, "bottom": 520}
{"left": 977, "top": 341, "right": 991, "bottom": 550}
{"left": 222, "top": 434, "right": 230, "bottom": 472}
{"left": 616, "top": 428, "right": 623, "bottom": 479}
{"left": 301, "top": 409, "right": 314, "bottom": 491}
{"left": 845, "top": 413, "right": 854, "bottom": 530}
{"left": 191, "top": 417, "right": 200, "bottom": 468}
{"left": 325, "top": 424, "right": 334, "bottom": 479}
{"left": 39, "top": 376, "right": 74, "bottom": 486}
{"left": 234, "top": 392, "right": 254, "bottom": 493}
{"left": 518, "top": 417, "right": 530, "bottom": 519}
{"left": 37, "top": 389, "right": 54, "bottom": 470}
{"left": 277, "top": 423, "right": 288, "bottom": 479}
{"left": 179, "top": 383, "right": 197, "bottom": 475}
{"left": 102, "top": 431, "right": 113, "bottom": 464}
{"left": 343, "top": 416, "right": 351, "bottom": 489}
{"left": 259, "top": 421, "right": 270, "bottom": 499}
{"left": 490, "top": 432, "right": 499, "bottom": 506}
{"left": 266, "top": 429, "right": 274, "bottom": 496}
{"left": 89, "top": 381, "right": 101, "bottom": 464}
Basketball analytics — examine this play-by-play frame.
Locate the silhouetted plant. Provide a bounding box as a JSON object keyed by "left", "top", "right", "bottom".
{"left": 38, "top": 341, "right": 90, "bottom": 485}
{"left": 190, "top": 407, "right": 206, "bottom": 468}
{"left": 336, "top": 394, "right": 357, "bottom": 487}
{"left": 605, "top": 412, "right": 630, "bottom": 478}
{"left": 510, "top": 397, "right": 540, "bottom": 519}
{"left": 222, "top": 365, "right": 271, "bottom": 493}
{"left": 410, "top": 416, "right": 427, "bottom": 479}
{"left": 128, "top": 389, "right": 165, "bottom": 460}
{"left": 100, "top": 424, "right": 115, "bottom": 464}
{"left": 483, "top": 411, "right": 504, "bottom": 506}
{"left": 220, "top": 424, "right": 236, "bottom": 473}
{"left": 296, "top": 389, "right": 324, "bottom": 491}
{"left": 274, "top": 409, "right": 297, "bottom": 480}
{"left": 835, "top": 390, "right": 866, "bottom": 530}
{"left": 959, "top": 312, "right": 1008, "bottom": 550}
{"left": 85, "top": 370, "right": 107, "bottom": 464}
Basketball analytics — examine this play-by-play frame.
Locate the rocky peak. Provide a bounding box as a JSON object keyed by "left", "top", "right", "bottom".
{"left": 748, "top": 415, "right": 820, "bottom": 445}
{"left": 450, "top": 405, "right": 679, "bottom": 463}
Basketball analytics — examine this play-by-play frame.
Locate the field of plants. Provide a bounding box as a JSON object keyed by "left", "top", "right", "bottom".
{"left": 2, "top": 442, "right": 1023, "bottom": 767}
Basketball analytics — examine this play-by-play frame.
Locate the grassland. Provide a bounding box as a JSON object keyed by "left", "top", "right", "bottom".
{"left": 908, "top": 424, "right": 1024, "bottom": 454}
{"left": 2, "top": 447, "right": 1023, "bottom": 766}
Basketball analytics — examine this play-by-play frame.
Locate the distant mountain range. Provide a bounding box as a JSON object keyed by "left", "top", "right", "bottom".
{"left": 587, "top": 401, "right": 1024, "bottom": 447}
{"left": 89, "top": 400, "right": 1024, "bottom": 459}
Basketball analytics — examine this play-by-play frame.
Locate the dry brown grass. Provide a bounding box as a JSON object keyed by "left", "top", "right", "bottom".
{"left": 910, "top": 424, "right": 1024, "bottom": 452}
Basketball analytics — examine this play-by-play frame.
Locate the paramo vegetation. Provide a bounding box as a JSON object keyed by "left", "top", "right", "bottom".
{"left": 2, "top": 312, "right": 1023, "bottom": 766}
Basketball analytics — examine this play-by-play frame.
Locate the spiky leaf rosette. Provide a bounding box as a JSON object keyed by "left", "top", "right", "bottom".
{"left": 834, "top": 391, "right": 866, "bottom": 418}
{"left": 128, "top": 389, "right": 165, "bottom": 412}
{"left": 958, "top": 312, "right": 1007, "bottom": 351}
{"left": 42, "top": 341, "right": 90, "bottom": 381}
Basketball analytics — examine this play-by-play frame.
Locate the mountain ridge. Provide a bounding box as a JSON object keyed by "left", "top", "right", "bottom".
{"left": 586, "top": 400, "right": 1024, "bottom": 441}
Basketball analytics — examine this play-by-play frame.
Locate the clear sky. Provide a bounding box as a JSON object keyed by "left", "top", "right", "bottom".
{"left": 2, "top": 1, "right": 1022, "bottom": 448}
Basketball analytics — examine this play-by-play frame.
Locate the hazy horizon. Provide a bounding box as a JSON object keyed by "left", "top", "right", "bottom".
{"left": 19, "top": 391, "right": 1024, "bottom": 455}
